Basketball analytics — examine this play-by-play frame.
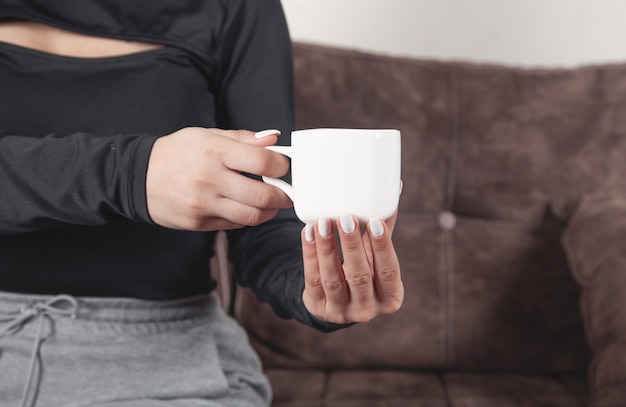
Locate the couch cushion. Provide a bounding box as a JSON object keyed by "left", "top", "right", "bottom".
{"left": 325, "top": 371, "right": 446, "bottom": 407}
{"left": 237, "top": 218, "right": 588, "bottom": 372}
{"left": 444, "top": 373, "right": 587, "bottom": 407}
{"left": 266, "top": 369, "right": 587, "bottom": 407}
{"left": 266, "top": 370, "right": 326, "bottom": 407}
{"left": 236, "top": 42, "right": 593, "bottom": 373}
{"left": 455, "top": 61, "right": 626, "bottom": 226}
{"left": 562, "top": 194, "right": 626, "bottom": 407}
{"left": 451, "top": 221, "right": 587, "bottom": 371}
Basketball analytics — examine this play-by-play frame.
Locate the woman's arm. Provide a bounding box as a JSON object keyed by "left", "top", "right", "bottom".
{"left": 217, "top": 0, "right": 348, "bottom": 331}
{"left": 220, "top": 0, "right": 403, "bottom": 331}
{"left": 0, "top": 130, "right": 157, "bottom": 235}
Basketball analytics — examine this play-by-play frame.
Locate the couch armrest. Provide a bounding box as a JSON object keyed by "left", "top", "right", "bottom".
{"left": 562, "top": 195, "right": 626, "bottom": 407}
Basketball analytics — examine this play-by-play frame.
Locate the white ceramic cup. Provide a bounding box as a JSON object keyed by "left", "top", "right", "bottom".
{"left": 263, "top": 128, "right": 401, "bottom": 224}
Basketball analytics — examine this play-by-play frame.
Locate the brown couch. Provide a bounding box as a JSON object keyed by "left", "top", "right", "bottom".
{"left": 215, "top": 42, "right": 626, "bottom": 407}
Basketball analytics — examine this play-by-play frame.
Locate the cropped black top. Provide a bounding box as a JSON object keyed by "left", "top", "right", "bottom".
{"left": 0, "top": 0, "right": 329, "bottom": 328}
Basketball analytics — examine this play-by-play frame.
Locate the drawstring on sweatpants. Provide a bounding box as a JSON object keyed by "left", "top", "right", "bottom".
{"left": 0, "top": 295, "right": 78, "bottom": 407}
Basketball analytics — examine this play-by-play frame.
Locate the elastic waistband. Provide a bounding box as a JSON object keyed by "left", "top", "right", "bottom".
{"left": 0, "top": 291, "right": 229, "bottom": 407}
{"left": 0, "top": 290, "right": 216, "bottom": 325}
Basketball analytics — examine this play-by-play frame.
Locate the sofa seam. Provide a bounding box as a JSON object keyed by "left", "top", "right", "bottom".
{"left": 443, "top": 64, "right": 460, "bottom": 367}
{"left": 445, "top": 64, "right": 460, "bottom": 210}
{"left": 439, "top": 373, "right": 455, "bottom": 407}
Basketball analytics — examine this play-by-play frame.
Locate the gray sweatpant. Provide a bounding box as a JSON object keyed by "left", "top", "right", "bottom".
{"left": 0, "top": 291, "right": 271, "bottom": 407}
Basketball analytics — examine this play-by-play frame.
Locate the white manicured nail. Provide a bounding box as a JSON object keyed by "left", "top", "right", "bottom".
{"left": 369, "top": 218, "right": 384, "bottom": 238}
{"left": 254, "top": 129, "right": 281, "bottom": 139}
{"left": 318, "top": 217, "right": 331, "bottom": 238}
{"left": 304, "top": 224, "right": 315, "bottom": 242}
{"left": 339, "top": 214, "right": 356, "bottom": 234}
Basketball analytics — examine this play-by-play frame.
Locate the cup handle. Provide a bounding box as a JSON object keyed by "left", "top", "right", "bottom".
{"left": 262, "top": 146, "right": 294, "bottom": 201}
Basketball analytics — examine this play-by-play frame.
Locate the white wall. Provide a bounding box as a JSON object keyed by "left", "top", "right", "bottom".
{"left": 281, "top": 0, "right": 626, "bottom": 68}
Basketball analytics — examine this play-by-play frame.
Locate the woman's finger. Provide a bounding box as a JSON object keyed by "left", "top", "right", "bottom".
{"left": 363, "top": 209, "right": 399, "bottom": 266}
{"left": 314, "top": 217, "right": 349, "bottom": 307}
{"left": 368, "top": 218, "right": 404, "bottom": 314}
{"left": 211, "top": 197, "right": 280, "bottom": 228}
{"left": 210, "top": 128, "right": 281, "bottom": 146}
{"left": 218, "top": 170, "right": 293, "bottom": 210}
{"left": 301, "top": 224, "right": 326, "bottom": 308}
{"left": 384, "top": 209, "right": 399, "bottom": 235}
{"left": 221, "top": 139, "right": 290, "bottom": 178}
{"left": 337, "top": 214, "right": 376, "bottom": 309}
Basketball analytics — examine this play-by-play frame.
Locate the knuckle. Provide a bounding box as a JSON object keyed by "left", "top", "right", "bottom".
{"left": 351, "top": 310, "right": 376, "bottom": 324}
{"left": 180, "top": 203, "right": 209, "bottom": 230}
{"left": 372, "top": 241, "right": 392, "bottom": 253}
{"left": 322, "top": 278, "right": 344, "bottom": 294}
{"left": 182, "top": 196, "right": 205, "bottom": 222}
{"left": 255, "top": 186, "right": 276, "bottom": 208}
{"left": 333, "top": 315, "right": 351, "bottom": 324}
{"left": 230, "top": 129, "right": 244, "bottom": 141}
{"left": 239, "top": 208, "right": 266, "bottom": 226}
{"left": 302, "top": 249, "right": 319, "bottom": 262}
{"left": 346, "top": 272, "right": 372, "bottom": 288}
{"left": 201, "top": 145, "right": 217, "bottom": 158}
{"left": 234, "top": 129, "right": 253, "bottom": 141}
{"left": 304, "top": 275, "right": 323, "bottom": 289}
{"left": 316, "top": 242, "right": 337, "bottom": 257}
{"left": 248, "top": 208, "right": 277, "bottom": 226}
{"left": 318, "top": 248, "right": 335, "bottom": 258}
{"left": 340, "top": 237, "right": 362, "bottom": 252}
{"left": 180, "top": 214, "right": 206, "bottom": 231}
{"left": 378, "top": 265, "right": 400, "bottom": 282}
{"left": 373, "top": 239, "right": 394, "bottom": 254}
{"left": 322, "top": 313, "right": 349, "bottom": 325}
{"left": 200, "top": 143, "right": 224, "bottom": 160}
{"left": 251, "top": 153, "right": 273, "bottom": 175}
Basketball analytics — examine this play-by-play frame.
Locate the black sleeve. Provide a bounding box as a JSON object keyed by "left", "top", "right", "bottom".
{"left": 0, "top": 129, "right": 157, "bottom": 235}
{"left": 217, "top": 0, "right": 350, "bottom": 333}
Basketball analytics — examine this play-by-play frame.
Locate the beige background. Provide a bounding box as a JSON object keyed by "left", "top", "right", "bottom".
{"left": 281, "top": 0, "right": 626, "bottom": 67}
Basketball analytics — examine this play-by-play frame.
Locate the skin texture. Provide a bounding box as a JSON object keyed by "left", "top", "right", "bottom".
{"left": 0, "top": 20, "right": 162, "bottom": 57}
{"left": 0, "top": 20, "right": 404, "bottom": 324}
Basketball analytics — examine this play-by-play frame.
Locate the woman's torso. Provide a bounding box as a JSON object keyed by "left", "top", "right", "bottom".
{"left": 0, "top": 0, "right": 229, "bottom": 299}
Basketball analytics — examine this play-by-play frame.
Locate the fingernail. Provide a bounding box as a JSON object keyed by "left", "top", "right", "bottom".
{"left": 369, "top": 218, "right": 384, "bottom": 238}
{"left": 339, "top": 214, "right": 356, "bottom": 234}
{"left": 318, "top": 217, "right": 331, "bottom": 238}
{"left": 255, "top": 129, "right": 281, "bottom": 139}
{"left": 304, "top": 224, "right": 315, "bottom": 242}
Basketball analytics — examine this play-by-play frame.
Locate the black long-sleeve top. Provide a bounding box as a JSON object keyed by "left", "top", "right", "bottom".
{"left": 0, "top": 0, "right": 338, "bottom": 331}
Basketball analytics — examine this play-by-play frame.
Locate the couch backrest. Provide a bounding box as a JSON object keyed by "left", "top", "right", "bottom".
{"left": 231, "top": 43, "right": 626, "bottom": 373}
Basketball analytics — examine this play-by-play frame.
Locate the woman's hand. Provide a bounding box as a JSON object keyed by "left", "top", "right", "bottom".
{"left": 146, "top": 127, "right": 293, "bottom": 231}
{"left": 301, "top": 211, "right": 404, "bottom": 324}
